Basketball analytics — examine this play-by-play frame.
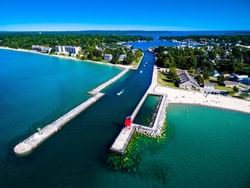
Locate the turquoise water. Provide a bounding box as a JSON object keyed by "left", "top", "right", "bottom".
{"left": 1, "top": 49, "right": 250, "bottom": 188}
{"left": 0, "top": 49, "right": 121, "bottom": 155}
{"left": 0, "top": 50, "right": 156, "bottom": 188}
{"left": 134, "top": 95, "right": 161, "bottom": 127}
{"left": 138, "top": 104, "right": 250, "bottom": 188}
{"left": 102, "top": 104, "right": 250, "bottom": 188}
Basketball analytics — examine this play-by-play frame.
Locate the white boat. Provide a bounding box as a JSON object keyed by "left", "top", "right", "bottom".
{"left": 140, "top": 70, "right": 143, "bottom": 74}
{"left": 117, "top": 89, "right": 124, "bottom": 96}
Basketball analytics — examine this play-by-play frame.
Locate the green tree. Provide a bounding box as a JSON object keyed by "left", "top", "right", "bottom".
{"left": 217, "top": 74, "right": 225, "bottom": 86}
{"left": 196, "top": 74, "right": 204, "bottom": 87}
{"left": 233, "top": 86, "right": 239, "bottom": 93}
{"left": 167, "top": 67, "right": 179, "bottom": 85}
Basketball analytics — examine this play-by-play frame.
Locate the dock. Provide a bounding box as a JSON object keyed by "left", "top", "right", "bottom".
{"left": 14, "top": 93, "right": 105, "bottom": 156}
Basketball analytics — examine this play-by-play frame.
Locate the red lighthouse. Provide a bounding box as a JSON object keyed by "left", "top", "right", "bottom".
{"left": 124, "top": 116, "right": 132, "bottom": 128}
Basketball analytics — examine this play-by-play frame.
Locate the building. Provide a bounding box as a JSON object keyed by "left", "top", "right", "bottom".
{"left": 32, "top": 45, "right": 52, "bottom": 53}
{"left": 119, "top": 54, "right": 126, "bottom": 62}
{"left": 177, "top": 69, "right": 200, "bottom": 90}
{"left": 224, "top": 81, "right": 239, "bottom": 88}
{"left": 229, "top": 73, "right": 248, "bottom": 82}
{"left": 158, "top": 67, "right": 169, "bottom": 73}
{"left": 241, "top": 77, "right": 250, "bottom": 85}
{"left": 104, "top": 54, "right": 113, "bottom": 62}
{"left": 55, "top": 46, "right": 81, "bottom": 56}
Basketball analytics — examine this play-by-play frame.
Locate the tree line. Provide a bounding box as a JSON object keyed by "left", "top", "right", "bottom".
{"left": 154, "top": 46, "right": 250, "bottom": 77}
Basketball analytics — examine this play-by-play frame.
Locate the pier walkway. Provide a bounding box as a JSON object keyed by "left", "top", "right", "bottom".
{"left": 110, "top": 126, "right": 135, "bottom": 154}
{"left": 14, "top": 68, "right": 130, "bottom": 156}
{"left": 89, "top": 68, "right": 129, "bottom": 95}
{"left": 14, "top": 93, "right": 104, "bottom": 155}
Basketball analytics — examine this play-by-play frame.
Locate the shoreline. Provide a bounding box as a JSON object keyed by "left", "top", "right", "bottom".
{"left": 155, "top": 86, "right": 250, "bottom": 114}
{"left": 0, "top": 46, "right": 139, "bottom": 70}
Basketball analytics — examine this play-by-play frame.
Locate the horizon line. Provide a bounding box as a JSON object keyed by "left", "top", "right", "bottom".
{"left": 1, "top": 29, "right": 250, "bottom": 32}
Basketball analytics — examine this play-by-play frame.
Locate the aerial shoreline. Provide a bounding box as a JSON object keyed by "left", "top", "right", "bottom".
{"left": 148, "top": 64, "right": 250, "bottom": 114}
{"left": 2, "top": 45, "right": 249, "bottom": 114}
{"left": 0, "top": 46, "right": 139, "bottom": 70}
{"left": 155, "top": 86, "right": 250, "bottom": 114}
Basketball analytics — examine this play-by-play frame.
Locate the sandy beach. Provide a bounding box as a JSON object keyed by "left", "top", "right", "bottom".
{"left": 0, "top": 46, "right": 138, "bottom": 70}
{"left": 155, "top": 86, "right": 250, "bottom": 114}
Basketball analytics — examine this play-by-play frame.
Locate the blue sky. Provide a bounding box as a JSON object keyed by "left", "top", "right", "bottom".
{"left": 0, "top": 0, "right": 250, "bottom": 31}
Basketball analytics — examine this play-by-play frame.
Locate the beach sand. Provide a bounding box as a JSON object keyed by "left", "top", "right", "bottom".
{"left": 155, "top": 86, "right": 250, "bottom": 114}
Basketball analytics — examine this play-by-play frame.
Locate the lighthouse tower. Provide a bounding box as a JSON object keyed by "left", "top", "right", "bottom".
{"left": 124, "top": 116, "right": 132, "bottom": 128}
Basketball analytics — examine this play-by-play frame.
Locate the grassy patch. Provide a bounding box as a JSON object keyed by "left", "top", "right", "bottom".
{"left": 214, "top": 85, "right": 233, "bottom": 92}
{"left": 214, "top": 85, "right": 236, "bottom": 96}
{"left": 157, "top": 72, "right": 177, "bottom": 88}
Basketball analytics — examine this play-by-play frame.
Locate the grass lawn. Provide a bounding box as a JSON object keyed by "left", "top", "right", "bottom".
{"left": 214, "top": 85, "right": 233, "bottom": 92}
{"left": 157, "top": 71, "right": 177, "bottom": 88}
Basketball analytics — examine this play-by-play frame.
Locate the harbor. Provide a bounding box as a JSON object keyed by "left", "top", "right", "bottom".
{"left": 110, "top": 66, "right": 168, "bottom": 154}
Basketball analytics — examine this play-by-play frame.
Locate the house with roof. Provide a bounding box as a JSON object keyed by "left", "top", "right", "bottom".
{"left": 176, "top": 69, "right": 200, "bottom": 90}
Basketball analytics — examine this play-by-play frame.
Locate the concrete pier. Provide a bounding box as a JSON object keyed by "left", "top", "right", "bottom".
{"left": 14, "top": 67, "right": 130, "bottom": 156}
{"left": 89, "top": 68, "right": 129, "bottom": 95}
{"left": 130, "top": 66, "right": 158, "bottom": 120}
{"left": 135, "top": 94, "right": 168, "bottom": 137}
{"left": 14, "top": 93, "right": 105, "bottom": 156}
{"left": 110, "top": 126, "right": 135, "bottom": 154}
{"left": 110, "top": 66, "right": 165, "bottom": 154}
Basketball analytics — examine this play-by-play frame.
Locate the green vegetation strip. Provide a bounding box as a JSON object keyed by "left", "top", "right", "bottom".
{"left": 107, "top": 122, "right": 167, "bottom": 172}
{"left": 157, "top": 71, "right": 177, "bottom": 88}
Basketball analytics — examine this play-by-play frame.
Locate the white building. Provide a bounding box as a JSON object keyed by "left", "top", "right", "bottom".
{"left": 119, "top": 54, "right": 126, "bottom": 62}
{"left": 55, "top": 46, "right": 81, "bottom": 56}
{"left": 32, "top": 45, "right": 52, "bottom": 53}
{"left": 104, "top": 54, "right": 113, "bottom": 62}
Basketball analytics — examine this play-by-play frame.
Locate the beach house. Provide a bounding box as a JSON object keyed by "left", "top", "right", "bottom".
{"left": 104, "top": 54, "right": 113, "bottom": 62}
{"left": 177, "top": 69, "right": 200, "bottom": 90}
